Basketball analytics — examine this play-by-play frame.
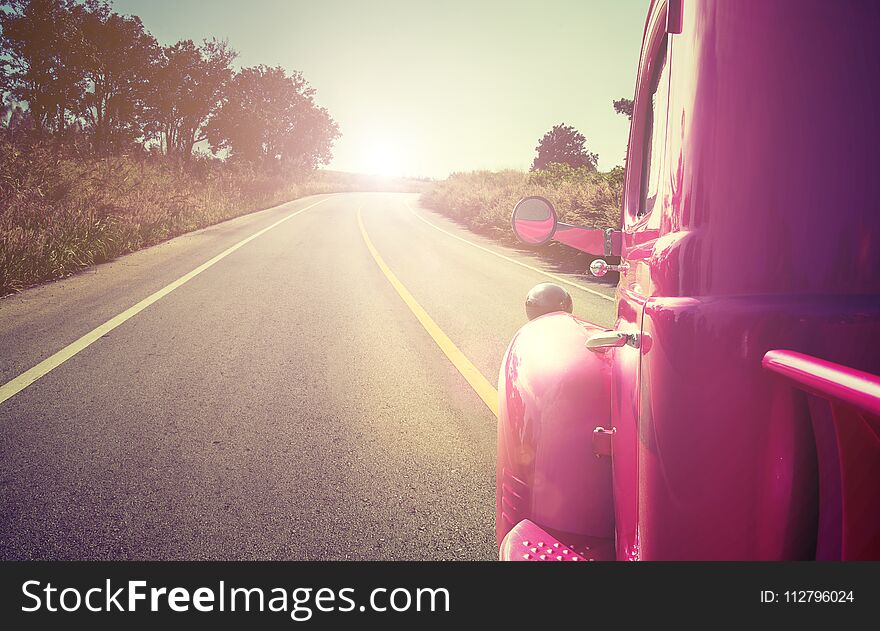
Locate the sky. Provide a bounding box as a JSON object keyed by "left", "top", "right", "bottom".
{"left": 114, "top": 0, "right": 648, "bottom": 178}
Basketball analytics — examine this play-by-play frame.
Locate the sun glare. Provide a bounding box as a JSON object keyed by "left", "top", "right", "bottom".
{"left": 365, "top": 142, "right": 402, "bottom": 177}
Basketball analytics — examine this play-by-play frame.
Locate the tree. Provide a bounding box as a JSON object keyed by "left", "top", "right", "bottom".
{"left": 531, "top": 123, "right": 597, "bottom": 171}
{"left": 146, "top": 38, "right": 236, "bottom": 160}
{"left": 73, "top": 0, "right": 159, "bottom": 154}
{"left": 0, "top": 0, "right": 86, "bottom": 139}
{"left": 276, "top": 98, "right": 338, "bottom": 170}
{"left": 206, "top": 65, "right": 339, "bottom": 171}
{"left": 613, "top": 97, "right": 634, "bottom": 120}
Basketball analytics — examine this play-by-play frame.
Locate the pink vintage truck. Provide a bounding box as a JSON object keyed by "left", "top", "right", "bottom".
{"left": 497, "top": 0, "right": 880, "bottom": 560}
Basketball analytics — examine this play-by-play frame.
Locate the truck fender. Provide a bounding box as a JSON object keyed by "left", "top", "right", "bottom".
{"left": 496, "top": 311, "right": 614, "bottom": 546}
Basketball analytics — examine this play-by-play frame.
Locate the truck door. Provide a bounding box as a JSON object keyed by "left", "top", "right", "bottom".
{"left": 611, "top": 17, "right": 670, "bottom": 561}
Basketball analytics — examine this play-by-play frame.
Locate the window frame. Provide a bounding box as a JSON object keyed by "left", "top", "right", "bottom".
{"left": 622, "top": 3, "right": 672, "bottom": 230}
{"left": 638, "top": 39, "right": 669, "bottom": 219}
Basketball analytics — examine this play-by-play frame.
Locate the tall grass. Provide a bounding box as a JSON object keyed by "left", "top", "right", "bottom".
{"left": 0, "top": 142, "right": 426, "bottom": 295}
{"left": 420, "top": 164, "right": 623, "bottom": 244}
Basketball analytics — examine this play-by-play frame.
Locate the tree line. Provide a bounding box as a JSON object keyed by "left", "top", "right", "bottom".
{"left": 0, "top": 0, "right": 339, "bottom": 171}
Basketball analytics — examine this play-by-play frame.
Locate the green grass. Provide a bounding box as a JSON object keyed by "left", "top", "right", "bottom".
{"left": 420, "top": 164, "right": 623, "bottom": 245}
{"left": 0, "top": 142, "right": 427, "bottom": 295}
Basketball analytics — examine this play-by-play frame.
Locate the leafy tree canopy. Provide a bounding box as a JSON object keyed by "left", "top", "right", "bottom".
{"left": 206, "top": 65, "right": 339, "bottom": 171}
{"left": 613, "top": 97, "right": 634, "bottom": 120}
{"left": 531, "top": 123, "right": 597, "bottom": 172}
{"left": 0, "top": 0, "right": 340, "bottom": 170}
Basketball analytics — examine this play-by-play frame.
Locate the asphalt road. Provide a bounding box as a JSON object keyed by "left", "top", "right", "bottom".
{"left": 0, "top": 192, "right": 615, "bottom": 560}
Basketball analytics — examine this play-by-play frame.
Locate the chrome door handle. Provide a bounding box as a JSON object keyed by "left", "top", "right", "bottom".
{"left": 586, "top": 331, "right": 640, "bottom": 351}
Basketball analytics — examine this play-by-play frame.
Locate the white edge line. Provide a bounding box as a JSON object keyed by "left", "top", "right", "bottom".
{"left": 0, "top": 196, "right": 330, "bottom": 406}
{"left": 403, "top": 199, "right": 615, "bottom": 302}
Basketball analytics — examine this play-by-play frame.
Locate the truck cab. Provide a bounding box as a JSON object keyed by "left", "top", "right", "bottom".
{"left": 497, "top": 0, "right": 880, "bottom": 560}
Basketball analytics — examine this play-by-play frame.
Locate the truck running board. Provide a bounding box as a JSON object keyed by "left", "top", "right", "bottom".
{"left": 499, "top": 519, "right": 613, "bottom": 561}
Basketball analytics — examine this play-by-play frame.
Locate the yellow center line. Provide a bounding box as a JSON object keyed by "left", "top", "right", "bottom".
{"left": 356, "top": 207, "right": 499, "bottom": 418}
{"left": 0, "top": 196, "right": 330, "bottom": 406}
{"left": 403, "top": 199, "right": 615, "bottom": 302}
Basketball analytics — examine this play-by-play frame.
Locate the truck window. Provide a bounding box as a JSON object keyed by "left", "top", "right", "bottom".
{"left": 638, "top": 38, "right": 669, "bottom": 218}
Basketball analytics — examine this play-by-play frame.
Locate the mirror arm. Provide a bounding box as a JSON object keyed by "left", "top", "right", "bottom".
{"left": 552, "top": 224, "right": 622, "bottom": 257}
{"left": 603, "top": 228, "right": 623, "bottom": 257}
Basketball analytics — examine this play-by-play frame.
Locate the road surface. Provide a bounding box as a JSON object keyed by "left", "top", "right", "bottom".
{"left": 0, "top": 192, "right": 615, "bottom": 560}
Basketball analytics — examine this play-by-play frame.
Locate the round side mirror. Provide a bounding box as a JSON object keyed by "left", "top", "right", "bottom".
{"left": 511, "top": 196, "right": 557, "bottom": 245}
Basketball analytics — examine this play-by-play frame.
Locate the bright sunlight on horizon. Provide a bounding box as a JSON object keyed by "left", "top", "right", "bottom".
{"left": 113, "top": 0, "right": 648, "bottom": 178}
